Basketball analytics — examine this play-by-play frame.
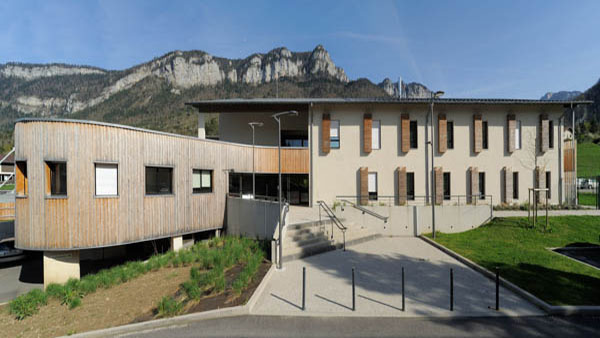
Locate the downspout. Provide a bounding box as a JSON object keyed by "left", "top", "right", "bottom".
{"left": 572, "top": 102, "right": 577, "bottom": 205}
{"left": 309, "top": 102, "right": 314, "bottom": 207}
{"left": 558, "top": 113, "right": 563, "bottom": 205}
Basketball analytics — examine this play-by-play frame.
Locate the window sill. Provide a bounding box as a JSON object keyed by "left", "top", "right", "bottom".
{"left": 15, "top": 195, "right": 28, "bottom": 199}
{"left": 144, "top": 194, "right": 175, "bottom": 197}
{"left": 192, "top": 192, "right": 213, "bottom": 195}
{"left": 95, "top": 195, "right": 119, "bottom": 199}
{"left": 45, "top": 195, "right": 68, "bottom": 200}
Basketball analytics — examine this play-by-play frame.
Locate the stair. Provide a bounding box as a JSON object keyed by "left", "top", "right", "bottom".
{"left": 282, "top": 219, "right": 337, "bottom": 262}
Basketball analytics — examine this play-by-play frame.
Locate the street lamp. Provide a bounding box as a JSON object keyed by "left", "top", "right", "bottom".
{"left": 272, "top": 110, "right": 298, "bottom": 269}
{"left": 248, "top": 122, "right": 263, "bottom": 198}
{"left": 430, "top": 90, "right": 444, "bottom": 239}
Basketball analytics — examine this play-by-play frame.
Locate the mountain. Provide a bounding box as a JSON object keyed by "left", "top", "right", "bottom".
{"left": 540, "top": 91, "right": 582, "bottom": 101}
{"left": 377, "top": 78, "right": 431, "bottom": 98}
{"left": 0, "top": 45, "right": 430, "bottom": 152}
{"left": 572, "top": 79, "right": 600, "bottom": 143}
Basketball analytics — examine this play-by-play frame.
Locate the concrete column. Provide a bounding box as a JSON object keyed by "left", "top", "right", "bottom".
{"left": 43, "top": 250, "right": 80, "bottom": 288}
{"left": 171, "top": 236, "right": 183, "bottom": 252}
{"left": 215, "top": 229, "right": 221, "bottom": 238}
{"left": 198, "top": 113, "right": 206, "bottom": 139}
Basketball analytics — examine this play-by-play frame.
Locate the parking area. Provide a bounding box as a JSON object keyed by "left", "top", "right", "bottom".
{"left": 0, "top": 252, "right": 43, "bottom": 304}
{"left": 251, "top": 237, "right": 543, "bottom": 317}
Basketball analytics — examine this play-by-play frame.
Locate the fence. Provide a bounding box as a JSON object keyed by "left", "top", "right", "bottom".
{"left": 576, "top": 176, "right": 600, "bottom": 209}
{"left": 335, "top": 194, "right": 493, "bottom": 207}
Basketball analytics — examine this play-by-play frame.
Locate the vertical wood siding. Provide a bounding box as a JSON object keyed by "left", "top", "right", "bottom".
{"left": 397, "top": 166, "right": 407, "bottom": 206}
{"left": 359, "top": 167, "right": 368, "bottom": 205}
{"left": 473, "top": 114, "right": 482, "bottom": 153}
{"left": 14, "top": 120, "right": 307, "bottom": 250}
{"left": 507, "top": 114, "right": 516, "bottom": 153}
{"left": 539, "top": 114, "right": 549, "bottom": 153}
{"left": 503, "top": 167, "right": 513, "bottom": 204}
{"left": 469, "top": 166, "right": 479, "bottom": 204}
{"left": 434, "top": 167, "right": 443, "bottom": 205}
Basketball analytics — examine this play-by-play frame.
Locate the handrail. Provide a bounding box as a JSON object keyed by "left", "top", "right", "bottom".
{"left": 0, "top": 148, "right": 15, "bottom": 193}
{"left": 339, "top": 199, "right": 389, "bottom": 223}
{"left": 316, "top": 200, "right": 346, "bottom": 251}
{"left": 336, "top": 194, "right": 494, "bottom": 207}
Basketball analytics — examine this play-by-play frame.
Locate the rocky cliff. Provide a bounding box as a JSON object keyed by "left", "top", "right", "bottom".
{"left": 540, "top": 91, "right": 582, "bottom": 101}
{"left": 377, "top": 78, "right": 431, "bottom": 98}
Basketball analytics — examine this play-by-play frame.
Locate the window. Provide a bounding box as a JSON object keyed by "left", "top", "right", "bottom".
{"left": 482, "top": 121, "right": 489, "bottom": 149}
{"left": 330, "top": 120, "right": 340, "bottom": 149}
{"left": 546, "top": 171, "right": 551, "bottom": 199}
{"left": 282, "top": 130, "right": 308, "bottom": 147}
{"left": 95, "top": 163, "right": 118, "bottom": 196}
{"left": 368, "top": 172, "right": 378, "bottom": 200}
{"left": 513, "top": 172, "right": 519, "bottom": 200}
{"left": 372, "top": 120, "right": 381, "bottom": 150}
{"left": 549, "top": 120, "right": 554, "bottom": 149}
{"left": 478, "top": 172, "right": 486, "bottom": 200}
{"left": 515, "top": 120, "right": 522, "bottom": 150}
{"left": 407, "top": 172, "right": 415, "bottom": 201}
{"left": 145, "top": 166, "right": 173, "bottom": 195}
{"left": 16, "top": 161, "right": 27, "bottom": 196}
{"left": 193, "top": 169, "right": 213, "bottom": 193}
{"left": 410, "top": 121, "right": 418, "bottom": 148}
{"left": 447, "top": 121, "right": 454, "bottom": 149}
{"left": 443, "top": 172, "right": 451, "bottom": 200}
{"left": 46, "top": 161, "right": 67, "bottom": 196}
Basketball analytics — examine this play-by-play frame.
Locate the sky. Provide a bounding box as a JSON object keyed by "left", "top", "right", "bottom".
{"left": 1, "top": 0, "right": 599, "bottom": 99}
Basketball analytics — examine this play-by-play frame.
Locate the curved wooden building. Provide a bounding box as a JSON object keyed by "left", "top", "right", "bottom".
{"left": 14, "top": 118, "right": 308, "bottom": 253}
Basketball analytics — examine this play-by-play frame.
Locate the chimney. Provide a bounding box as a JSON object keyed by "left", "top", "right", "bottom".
{"left": 198, "top": 113, "right": 206, "bottom": 139}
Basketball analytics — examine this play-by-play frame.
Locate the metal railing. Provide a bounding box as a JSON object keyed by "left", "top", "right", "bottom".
{"left": 227, "top": 192, "right": 282, "bottom": 203}
{"left": 336, "top": 194, "right": 493, "bottom": 207}
{"left": 0, "top": 148, "right": 15, "bottom": 193}
{"left": 339, "top": 198, "right": 389, "bottom": 223}
{"left": 316, "top": 200, "right": 347, "bottom": 251}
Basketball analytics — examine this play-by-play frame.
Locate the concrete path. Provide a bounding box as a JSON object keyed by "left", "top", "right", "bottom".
{"left": 128, "top": 314, "right": 600, "bottom": 338}
{"left": 0, "top": 254, "right": 43, "bottom": 303}
{"left": 494, "top": 210, "right": 600, "bottom": 217}
{"left": 251, "top": 237, "right": 542, "bottom": 317}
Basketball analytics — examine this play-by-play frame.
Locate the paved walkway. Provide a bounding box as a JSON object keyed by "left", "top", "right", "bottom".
{"left": 251, "top": 237, "right": 542, "bottom": 317}
{"left": 494, "top": 209, "right": 600, "bottom": 217}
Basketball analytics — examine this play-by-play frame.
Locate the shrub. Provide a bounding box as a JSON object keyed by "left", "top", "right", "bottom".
{"left": 156, "top": 296, "right": 181, "bottom": 318}
{"left": 9, "top": 289, "right": 48, "bottom": 320}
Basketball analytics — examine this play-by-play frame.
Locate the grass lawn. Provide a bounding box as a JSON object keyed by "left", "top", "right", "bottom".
{"left": 0, "top": 184, "right": 14, "bottom": 191}
{"left": 426, "top": 216, "right": 600, "bottom": 306}
{"left": 577, "top": 142, "right": 600, "bottom": 177}
{"left": 578, "top": 192, "right": 597, "bottom": 207}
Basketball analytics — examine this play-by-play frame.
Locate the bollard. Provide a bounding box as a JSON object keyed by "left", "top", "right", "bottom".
{"left": 401, "top": 267, "right": 406, "bottom": 311}
{"left": 495, "top": 267, "right": 499, "bottom": 311}
{"left": 450, "top": 268, "right": 454, "bottom": 311}
{"left": 352, "top": 267, "right": 356, "bottom": 311}
{"left": 302, "top": 267, "right": 306, "bottom": 311}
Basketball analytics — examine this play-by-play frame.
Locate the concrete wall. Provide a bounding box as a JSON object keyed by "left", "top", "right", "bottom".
{"left": 311, "top": 103, "right": 564, "bottom": 206}
{"left": 225, "top": 196, "right": 283, "bottom": 240}
{"left": 335, "top": 204, "right": 492, "bottom": 236}
{"left": 219, "top": 111, "right": 309, "bottom": 146}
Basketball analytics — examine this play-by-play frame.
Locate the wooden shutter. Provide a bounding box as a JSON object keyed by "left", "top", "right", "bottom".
{"left": 359, "top": 167, "right": 369, "bottom": 205}
{"left": 469, "top": 167, "right": 478, "bottom": 204}
{"left": 434, "top": 167, "right": 443, "bottom": 205}
{"left": 507, "top": 114, "right": 516, "bottom": 153}
{"left": 363, "top": 113, "right": 372, "bottom": 153}
{"left": 438, "top": 114, "right": 447, "bottom": 154}
{"left": 503, "top": 167, "right": 513, "bottom": 204}
{"left": 321, "top": 113, "right": 331, "bottom": 154}
{"left": 401, "top": 114, "right": 410, "bottom": 153}
{"left": 397, "top": 166, "right": 407, "bottom": 205}
{"left": 473, "top": 114, "right": 482, "bottom": 153}
{"left": 540, "top": 114, "right": 549, "bottom": 153}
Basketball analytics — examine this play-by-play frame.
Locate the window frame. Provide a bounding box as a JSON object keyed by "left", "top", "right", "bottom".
{"left": 371, "top": 120, "right": 381, "bottom": 150}
{"left": 192, "top": 169, "right": 214, "bottom": 194}
{"left": 330, "top": 120, "right": 340, "bottom": 149}
{"left": 447, "top": 121, "right": 454, "bottom": 149}
{"left": 409, "top": 120, "right": 418, "bottom": 149}
{"left": 443, "top": 172, "right": 451, "bottom": 200}
{"left": 45, "top": 160, "right": 68, "bottom": 198}
{"left": 482, "top": 121, "right": 489, "bottom": 150}
{"left": 94, "top": 162, "right": 119, "bottom": 197}
{"left": 15, "top": 160, "right": 28, "bottom": 197}
{"left": 145, "top": 165, "right": 174, "bottom": 196}
{"left": 368, "top": 172, "right": 378, "bottom": 201}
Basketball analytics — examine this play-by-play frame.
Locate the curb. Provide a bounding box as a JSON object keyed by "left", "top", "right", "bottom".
{"left": 65, "top": 264, "right": 277, "bottom": 338}
{"left": 419, "top": 235, "right": 600, "bottom": 315}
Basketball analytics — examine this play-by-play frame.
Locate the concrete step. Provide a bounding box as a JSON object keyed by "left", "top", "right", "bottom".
{"left": 287, "top": 219, "right": 331, "bottom": 230}
{"left": 288, "top": 230, "right": 326, "bottom": 242}
{"left": 283, "top": 239, "right": 336, "bottom": 263}
{"left": 288, "top": 234, "right": 331, "bottom": 248}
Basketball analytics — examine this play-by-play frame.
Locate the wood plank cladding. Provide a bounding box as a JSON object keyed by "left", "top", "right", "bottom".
{"left": 13, "top": 120, "right": 308, "bottom": 250}
{"left": 363, "top": 113, "right": 372, "bottom": 154}
{"left": 539, "top": 114, "right": 549, "bottom": 153}
{"left": 0, "top": 202, "right": 14, "bottom": 220}
{"left": 397, "top": 166, "right": 407, "bottom": 206}
{"left": 469, "top": 166, "right": 478, "bottom": 204}
{"left": 507, "top": 114, "right": 516, "bottom": 153}
{"left": 321, "top": 113, "right": 331, "bottom": 154}
{"left": 434, "top": 167, "right": 443, "bottom": 205}
{"left": 473, "top": 114, "right": 483, "bottom": 153}
{"left": 438, "top": 114, "right": 447, "bottom": 154}
{"left": 503, "top": 167, "right": 513, "bottom": 204}
{"left": 401, "top": 114, "right": 410, "bottom": 153}
{"left": 359, "top": 167, "right": 368, "bottom": 205}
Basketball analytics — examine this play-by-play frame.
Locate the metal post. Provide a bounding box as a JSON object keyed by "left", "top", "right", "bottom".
{"left": 495, "top": 267, "right": 499, "bottom": 311}
{"left": 402, "top": 267, "right": 405, "bottom": 312}
{"left": 450, "top": 268, "right": 454, "bottom": 311}
{"left": 430, "top": 95, "right": 436, "bottom": 239}
{"left": 546, "top": 190, "right": 549, "bottom": 232}
{"left": 302, "top": 266, "right": 306, "bottom": 311}
{"left": 352, "top": 267, "right": 356, "bottom": 311}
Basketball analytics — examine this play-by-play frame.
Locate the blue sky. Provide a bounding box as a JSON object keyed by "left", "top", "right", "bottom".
{"left": 1, "top": 0, "right": 599, "bottom": 98}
